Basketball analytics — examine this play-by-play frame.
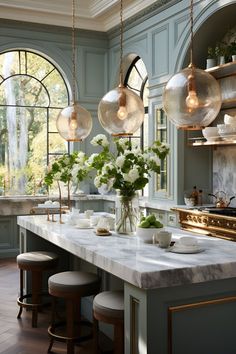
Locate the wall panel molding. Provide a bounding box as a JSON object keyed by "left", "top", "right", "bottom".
{"left": 151, "top": 24, "right": 169, "bottom": 79}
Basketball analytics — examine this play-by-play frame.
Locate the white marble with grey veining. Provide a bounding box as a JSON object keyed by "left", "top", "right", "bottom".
{"left": 17, "top": 214, "right": 236, "bottom": 290}
{"left": 213, "top": 146, "right": 236, "bottom": 207}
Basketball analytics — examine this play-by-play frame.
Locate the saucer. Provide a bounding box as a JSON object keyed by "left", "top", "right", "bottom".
{"left": 76, "top": 226, "right": 93, "bottom": 229}
{"left": 168, "top": 245, "right": 204, "bottom": 254}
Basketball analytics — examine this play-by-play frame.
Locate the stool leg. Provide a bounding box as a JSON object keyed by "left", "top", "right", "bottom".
{"left": 93, "top": 315, "right": 99, "bottom": 354}
{"left": 48, "top": 297, "right": 56, "bottom": 353}
{"left": 31, "top": 270, "right": 42, "bottom": 328}
{"left": 114, "top": 323, "right": 124, "bottom": 354}
{"left": 17, "top": 269, "right": 24, "bottom": 319}
{"left": 66, "top": 299, "right": 75, "bottom": 354}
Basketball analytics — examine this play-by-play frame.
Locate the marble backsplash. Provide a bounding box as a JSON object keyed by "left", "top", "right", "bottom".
{"left": 213, "top": 146, "right": 236, "bottom": 207}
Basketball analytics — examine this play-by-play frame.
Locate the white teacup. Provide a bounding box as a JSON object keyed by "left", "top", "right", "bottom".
{"left": 84, "top": 210, "right": 94, "bottom": 219}
{"left": 76, "top": 218, "right": 90, "bottom": 228}
{"left": 157, "top": 230, "right": 172, "bottom": 248}
{"left": 178, "top": 236, "right": 198, "bottom": 247}
{"left": 90, "top": 216, "right": 99, "bottom": 227}
{"left": 105, "top": 216, "right": 115, "bottom": 230}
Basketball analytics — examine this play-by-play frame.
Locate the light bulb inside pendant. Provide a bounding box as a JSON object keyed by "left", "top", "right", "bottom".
{"left": 69, "top": 111, "right": 78, "bottom": 130}
{"left": 117, "top": 87, "right": 128, "bottom": 120}
{"left": 186, "top": 90, "right": 199, "bottom": 109}
{"left": 185, "top": 72, "right": 199, "bottom": 109}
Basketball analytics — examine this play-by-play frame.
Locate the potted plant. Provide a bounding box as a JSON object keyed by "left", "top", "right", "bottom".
{"left": 206, "top": 46, "right": 216, "bottom": 69}
{"left": 229, "top": 41, "right": 236, "bottom": 62}
{"left": 215, "top": 42, "right": 227, "bottom": 65}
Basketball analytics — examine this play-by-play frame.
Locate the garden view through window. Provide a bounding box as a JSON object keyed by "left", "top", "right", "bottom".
{"left": 0, "top": 50, "right": 69, "bottom": 196}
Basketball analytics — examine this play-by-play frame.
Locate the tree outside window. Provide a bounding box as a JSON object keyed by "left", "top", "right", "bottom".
{"left": 0, "top": 50, "right": 69, "bottom": 196}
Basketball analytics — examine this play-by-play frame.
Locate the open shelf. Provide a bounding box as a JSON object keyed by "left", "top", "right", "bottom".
{"left": 206, "top": 62, "right": 236, "bottom": 109}
{"left": 188, "top": 138, "right": 236, "bottom": 147}
{"left": 206, "top": 61, "right": 236, "bottom": 79}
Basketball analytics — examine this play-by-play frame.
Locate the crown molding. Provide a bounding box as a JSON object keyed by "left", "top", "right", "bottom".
{"left": 0, "top": 0, "right": 161, "bottom": 31}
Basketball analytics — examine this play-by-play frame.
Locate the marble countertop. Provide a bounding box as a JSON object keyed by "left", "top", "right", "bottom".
{"left": 17, "top": 214, "right": 236, "bottom": 290}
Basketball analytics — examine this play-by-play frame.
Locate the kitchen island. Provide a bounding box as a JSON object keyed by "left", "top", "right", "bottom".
{"left": 18, "top": 215, "right": 236, "bottom": 354}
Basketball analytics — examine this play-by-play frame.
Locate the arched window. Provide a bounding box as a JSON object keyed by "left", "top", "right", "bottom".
{"left": 124, "top": 56, "right": 149, "bottom": 149}
{"left": 124, "top": 56, "right": 168, "bottom": 195}
{"left": 0, "top": 50, "right": 69, "bottom": 195}
{"left": 124, "top": 56, "right": 149, "bottom": 195}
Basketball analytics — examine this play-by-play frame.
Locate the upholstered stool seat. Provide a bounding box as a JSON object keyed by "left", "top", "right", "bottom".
{"left": 93, "top": 290, "right": 124, "bottom": 354}
{"left": 17, "top": 251, "right": 58, "bottom": 328}
{"left": 48, "top": 271, "right": 101, "bottom": 354}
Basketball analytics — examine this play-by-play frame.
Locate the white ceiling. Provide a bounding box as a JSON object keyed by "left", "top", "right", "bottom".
{"left": 0, "top": 0, "right": 157, "bottom": 32}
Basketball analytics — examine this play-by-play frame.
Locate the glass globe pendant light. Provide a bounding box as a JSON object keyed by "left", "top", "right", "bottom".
{"left": 98, "top": 0, "right": 144, "bottom": 136}
{"left": 56, "top": 0, "right": 92, "bottom": 141}
{"left": 162, "top": 0, "right": 222, "bottom": 130}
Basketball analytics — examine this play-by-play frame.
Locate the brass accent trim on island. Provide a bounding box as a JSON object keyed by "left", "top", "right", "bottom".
{"left": 172, "top": 207, "right": 236, "bottom": 241}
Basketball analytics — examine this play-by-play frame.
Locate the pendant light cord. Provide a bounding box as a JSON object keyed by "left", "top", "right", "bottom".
{"left": 72, "top": 0, "right": 76, "bottom": 103}
{"left": 119, "top": 0, "right": 124, "bottom": 86}
{"left": 189, "top": 0, "right": 194, "bottom": 66}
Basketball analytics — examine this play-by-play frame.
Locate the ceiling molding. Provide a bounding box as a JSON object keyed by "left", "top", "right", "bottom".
{"left": 90, "top": 0, "right": 118, "bottom": 17}
{"left": 0, "top": 0, "right": 159, "bottom": 31}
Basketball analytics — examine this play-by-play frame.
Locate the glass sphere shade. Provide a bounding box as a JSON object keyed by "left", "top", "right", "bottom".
{"left": 56, "top": 102, "right": 92, "bottom": 141}
{"left": 163, "top": 67, "right": 222, "bottom": 130}
{"left": 98, "top": 86, "right": 144, "bottom": 136}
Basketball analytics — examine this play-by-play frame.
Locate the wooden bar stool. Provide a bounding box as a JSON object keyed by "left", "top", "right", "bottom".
{"left": 47, "top": 270, "right": 101, "bottom": 354}
{"left": 17, "top": 251, "right": 59, "bottom": 328}
{"left": 93, "top": 290, "right": 124, "bottom": 354}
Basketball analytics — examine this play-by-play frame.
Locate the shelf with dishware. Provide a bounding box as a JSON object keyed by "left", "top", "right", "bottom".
{"left": 187, "top": 112, "right": 236, "bottom": 146}
{"left": 187, "top": 137, "right": 236, "bottom": 147}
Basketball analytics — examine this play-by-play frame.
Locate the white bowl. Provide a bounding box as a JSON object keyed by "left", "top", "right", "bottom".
{"left": 136, "top": 227, "right": 163, "bottom": 243}
{"left": 224, "top": 114, "right": 236, "bottom": 125}
{"left": 217, "top": 123, "right": 236, "bottom": 137}
{"left": 202, "top": 127, "right": 219, "bottom": 141}
{"left": 76, "top": 218, "right": 90, "bottom": 228}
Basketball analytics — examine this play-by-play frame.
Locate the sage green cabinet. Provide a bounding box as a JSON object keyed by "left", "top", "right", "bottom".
{"left": 0, "top": 216, "right": 18, "bottom": 258}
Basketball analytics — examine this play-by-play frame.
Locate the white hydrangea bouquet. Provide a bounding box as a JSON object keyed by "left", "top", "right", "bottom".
{"left": 44, "top": 151, "right": 90, "bottom": 188}
{"left": 89, "top": 134, "right": 169, "bottom": 198}
{"left": 88, "top": 134, "right": 169, "bottom": 234}
{"left": 44, "top": 151, "right": 91, "bottom": 211}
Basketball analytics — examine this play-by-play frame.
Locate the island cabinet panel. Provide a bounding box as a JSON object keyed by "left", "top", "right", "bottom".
{"left": 0, "top": 216, "right": 18, "bottom": 258}
{"left": 125, "top": 280, "right": 236, "bottom": 354}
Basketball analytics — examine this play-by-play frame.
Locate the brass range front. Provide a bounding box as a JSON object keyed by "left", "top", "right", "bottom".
{"left": 173, "top": 208, "right": 236, "bottom": 241}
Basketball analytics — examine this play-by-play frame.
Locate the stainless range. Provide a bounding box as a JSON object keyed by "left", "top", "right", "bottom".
{"left": 173, "top": 207, "right": 236, "bottom": 241}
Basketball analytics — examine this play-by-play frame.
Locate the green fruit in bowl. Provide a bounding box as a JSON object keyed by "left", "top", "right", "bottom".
{"left": 139, "top": 220, "right": 150, "bottom": 228}
{"left": 146, "top": 214, "right": 156, "bottom": 224}
{"left": 154, "top": 220, "right": 163, "bottom": 228}
{"left": 138, "top": 214, "right": 163, "bottom": 228}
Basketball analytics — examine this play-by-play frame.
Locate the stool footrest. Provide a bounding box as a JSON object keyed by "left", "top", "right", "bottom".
{"left": 17, "top": 292, "right": 49, "bottom": 309}
{"left": 48, "top": 319, "right": 93, "bottom": 344}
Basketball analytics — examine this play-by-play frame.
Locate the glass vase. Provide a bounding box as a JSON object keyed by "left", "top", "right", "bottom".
{"left": 115, "top": 192, "right": 139, "bottom": 234}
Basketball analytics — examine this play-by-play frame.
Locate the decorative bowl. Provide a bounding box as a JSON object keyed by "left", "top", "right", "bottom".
{"left": 136, "top": 227, "right": 163, "bottom": 243}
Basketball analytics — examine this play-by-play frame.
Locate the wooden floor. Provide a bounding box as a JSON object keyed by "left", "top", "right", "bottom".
{"left": 0, "top": 258, "right": 112, "bottom": 354}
